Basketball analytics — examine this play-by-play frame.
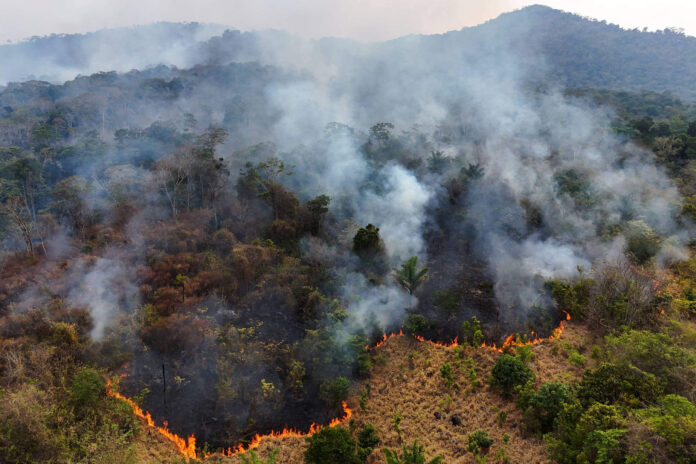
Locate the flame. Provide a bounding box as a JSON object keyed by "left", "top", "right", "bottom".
{"left": 106, "top": 378, "right": 197, "bottom": 459}
{"left": 108, "top": 309, "right": 571, "bottom": 460}
{"left": 210, "top": 401, "right": 353, "bottom": 458}
{"left": 366, "top": 310, "right": 570, "bottom": 354}
{"left": 365, "top": 329, "right": 405, "bottom": 350}
{"left": 107, "top": 377, "right": 353, "bottom": 460}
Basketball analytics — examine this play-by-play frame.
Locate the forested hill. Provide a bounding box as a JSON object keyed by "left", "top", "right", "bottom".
{"left": 3, "top": 5, "right": 696, "bottom": 99}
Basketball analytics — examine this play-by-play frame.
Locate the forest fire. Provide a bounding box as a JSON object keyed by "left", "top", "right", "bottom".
{"left": 107, "top": 376, "right": 352, "bottom": 460}
{"left": 106, "top": 312, "right": 570, "bottom": 461}
{"left": 367, "top": 310, "right": 572, "bottom": 353}
{"left": 210, "top": 401, "right": 353, "bottom": 458}
{"left": 105, "top": 378, "right": 197, "bottom": 459}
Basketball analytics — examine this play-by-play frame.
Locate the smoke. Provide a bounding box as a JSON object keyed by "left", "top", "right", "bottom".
{"left": 1, "top": 6, "right": 689, "bottom": 335}
{"left": 66, "top": 254, "right": 139, "bottom": 340}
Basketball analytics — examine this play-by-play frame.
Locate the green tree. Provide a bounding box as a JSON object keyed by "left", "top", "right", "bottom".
{"left": 357, "top": 423, "right": 381, "bottom": 463}
{"left": 393, "top": 256, "right": 429, "bottom": 296}
{"left": 304, "top": 427, "right": 361, "bottom": 464}
{"left": 490, "top": 354, "right": 534, "bottom": 396}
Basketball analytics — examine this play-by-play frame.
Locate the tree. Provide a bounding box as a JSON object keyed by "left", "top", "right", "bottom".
{"left": 50, "top": 176, "right": 93, "bottom": 236}
{"left": 393, "top": 256, "right": 429, "bottom": 296}
{"left": 305, "top": 194, "right": 330, "bottom": 235}
{"left": 353, "top": 224, "right": 383, "bottom": 255}
{"left": 357, "top": 423, "right": 381, "bottom": 463}
{"left": 304, "top": 427, "right": 361, "bottom": 464}
{"left": 1, "top": 196, "right": 37, "bottom": 256}
{"left": 240, "top": 157, "right": 294, "bottom": 220}
{"left": 490, "top": 354, "right": 534, "bottom": 396}
{"left": 383, "top": 440, "right": 443, "bottom": 464}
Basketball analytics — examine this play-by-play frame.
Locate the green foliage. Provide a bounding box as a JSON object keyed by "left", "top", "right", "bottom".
{"left": 490, "top": 354, "right": 534, "bottom": 396}
{"left": 405, "top": 314, "right": 429, "bottom": 336}
{"left": 392, "top": 413, "right": 403, "bottom": 439}
{"left": 440, "top": 362, "right": 455, "bottom": 388}
{"left": 624, "top": 220, "right": 662, "bottom": 263}
{"left": 520, "top": 382, "right": 573, "bottom": 434}
{"left": 239, "top": 449, "right": 279, "bottom": 464}
{"left": 70, "top": 367, "right": 105, "bottom": 412}
{"left": 320, "top": 377, "right": 351, "bottom": 408}
{"left": 515, "top": 345, "right": 534, "bottom": 364}
{"left": 353, "top": 224, "right": 383, "bottom": 255}
{"left": 461, "top": 316, "right": 483, "bottom": 346}
{"left": 577, "top": 363, "right": 664, "bottom": 407}
{"left": 467, "top": 429, "right": 494, "bottom": 454}
{"left": 604, "top": 330, "right": 696, "bottom": 394}
{"left": 567, "top": 351, "right": 587, "bottom": 367}
{"left": 393, "top": 256, "right": 429, "bottom": 296}
{"left": 357, "top": 423, "right": 381, "bottom": 463}
{"left": 383, "top": 440, "right": 443, "bottom": 464}
{"left": 304, "top": 426, "right": 361, "bottom": 464}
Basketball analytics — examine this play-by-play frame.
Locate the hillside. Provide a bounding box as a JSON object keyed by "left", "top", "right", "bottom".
{"left": 3, "top": 6, "right": 696, "bottom": 99}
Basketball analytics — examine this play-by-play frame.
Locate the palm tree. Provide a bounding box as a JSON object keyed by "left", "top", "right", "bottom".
{"left": 383, "top": 440, "right": 443, "bottom": 464}
{"left": 393, "top": 256, "right": 429, "bottom": 296}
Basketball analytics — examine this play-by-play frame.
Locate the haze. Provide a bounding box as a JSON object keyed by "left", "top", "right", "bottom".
{"left": 1, "top": 0, "right": 695, "bottom": 44}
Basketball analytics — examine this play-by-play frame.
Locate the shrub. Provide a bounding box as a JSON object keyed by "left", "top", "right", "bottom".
{"left": 567, "top": 351, "right": 587, "bottom": 367}
{"left": 383, "top": 440, "right": 443, "bottom": 464}
{"left": 490, "top": 354, "right": 534, "bottom": 395}
{"left": 356, "top": 353, "right": 372, "bottom": 378}
{"left": 467, "top": 429, "right": 494, "bottom": 453}
{"left": 605, "top": 330, "right": 696, "bottom": 394}
{"left": 440, "top": 362, "right": 455, "bottom": 388}
{"left": 577, "top": 363, "right": 663, "bottom": 407}
{"left": 462, "top": 316, "right": 483, "bottom": 346}
{"left": 405, "top": 314, "right": 428, "bottom": 336}
{"left": 305, "top": 426, "right": 361, "bottom": 464}
{"left": 521, "top": 382, "right": 573, "bottom": 434}
{"left": 70, "top": 367, "right": 105, "bottom": 412}
{"left": 239, "top": 449, "right": 279, "bottom": 464}
{"left": 357, "top": 423, "right": 380, "bottom": 463}
{"left": 320, "top": 377, "right": 351, "bottom": 408}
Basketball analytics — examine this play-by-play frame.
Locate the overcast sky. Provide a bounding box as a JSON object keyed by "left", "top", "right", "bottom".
{"left": 1, "top": 0, "right": 694, "bottom": 43}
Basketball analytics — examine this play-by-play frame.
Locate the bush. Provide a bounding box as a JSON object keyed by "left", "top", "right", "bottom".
{"left": 467, "top": 429, "right": 494, "bottom": 453}
{"left": 383, "top": 440, "right": 443, "bottom": 464}
{"left": 490, "top": 354, "right": 534, "bottom": 395}
{"left": 440, "top": 362, "right": 455, "bottom": 388}
{"left": 521, "top": 382, "right": 573, "bottom": 434}
{"left": 320, "top": 377, "right": 351, "bottom": 408}
{"left": 577, "top": 363, "right": 664, "bottom": 407}
{"left": 356, "top": 353, "right": 372, "bottom": 378}
{"left": 405, "top": 314, "right": 429, "bottom": 336}
{"left": 605, "top": 330, "right": 696, "bottom": 394}
{"left": 305, "top": 426, "right": 361, "bottom": 464}
{"left": 567, "top": 351, "right": 587, "bottom": 367}
{"left": 70, "top": 367, "right": 105, "bottom": 412}
{"left": 357, "top": 423, "right": 380, "bottom": 463}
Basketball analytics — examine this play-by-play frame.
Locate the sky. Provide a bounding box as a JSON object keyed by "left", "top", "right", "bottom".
{"left": 0, "top": 0, "right": 695, "bottom": 43}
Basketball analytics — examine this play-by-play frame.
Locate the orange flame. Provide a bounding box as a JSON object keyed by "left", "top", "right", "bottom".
{"left": 210, "top": 401, "right": 353, "bottom": 457}
{"left": 107, "top": 377, "right": 353, "bottom": 460}
{"left": 106, "top": 379, "right": 197, "bottom": 459}
{"left": 365, "top": 329, "right": 405, "bottom": 350}
{"left": 366, "top": 311, "right": 571, "bottom": 354}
